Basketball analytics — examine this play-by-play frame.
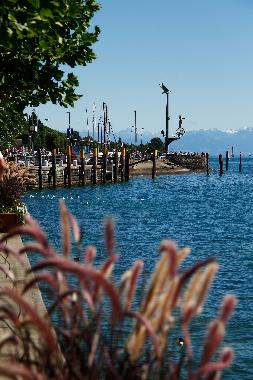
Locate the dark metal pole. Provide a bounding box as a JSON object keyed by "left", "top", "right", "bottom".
{"left": 80, "top": 149, "right": 85, "bottom": 186}
{"left": 67, "top": 111, "right": 71, "bottom": 136}
{"left": 134, "top": 110, "right": 137, "bottom": 144}
{"left": 159, "top": 83, "right": 171, "bottom": 157}
{"left": 67, "top": 145, "right": 72, "bottom": 187}
{"left": 114, "top": 148, "right": 118, "bottom": 182}
{"left": 67, "top": 111, "right": 71, "bottom": 147}
{"left": 100, "top": 124, "right": 103, "bottom": 148}
{"left": 92, "top": 103, "right": 95, "bottom": 141}
{"left": 121, "top": 147, "right": 126, "bottom": 182}
{"left": 225, "top": 151, "right": 229, "bottom": 171}
{"left": 165, "top": 92, "right": 169, "bottom": 156}
{"left": 239, "top": 152, "right": 242, "bottom": 173}
{"left": 103, "top": 103, "right": 106, "bottom": 146}
{"left": 38, "top": 149, "right": 43, "bottom": 189}
{"left": 92, "top": 147, "right": 98, "bottom": 184}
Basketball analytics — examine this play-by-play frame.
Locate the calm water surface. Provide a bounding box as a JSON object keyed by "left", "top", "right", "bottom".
{"left": 24, "top": 157, "right": 253, "bottom": 379}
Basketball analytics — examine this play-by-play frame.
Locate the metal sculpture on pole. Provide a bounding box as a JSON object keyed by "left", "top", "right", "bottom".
{"left": 159, "top": 83, "right": 185, "bottom": 155}
{"left": 159, "top": 83, "right": 171, "bottom": 155}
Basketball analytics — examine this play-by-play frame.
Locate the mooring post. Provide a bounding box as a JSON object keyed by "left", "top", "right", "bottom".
{"left": 64, "top": 167, "right": 67, "bottom": 187}
{"left": 114, "top": 148, "right": 118, "bottom": 182}
{"left": 37, "top": 149, "right": 43, "bottom": 189}
{"left": 121, "top": 147, "right": 126, "bottom": 182}
{"left": 125, "top": 150, "right": 130, "bottom": 181}
{"left": 102, "top": 146, "right": 107, "bottom": 184}
{"left": 52, "top": 149, "right": 57, "bottom": 188}
{"left": 66, "top": 145, "right": 72, "bottom": 187}
{"left": 239, "top": 152, "right": 242, "bottom": 173}
{"left": 92, "top": 147, "right": 98, "bottom": 184}
{"left": 152, "top": 149, "right": 157, "bottom": 179}
{"left": 225, "top": 150, "right": 229, "bottom": 171}
{"left": 218, "top": 154, "right": 223, "bottom": 176}
{"left": 80, "top": 149, "right": 85, "bottom": 186}
{"left": 206, "top": 153, "right": 210, "bottom": 175}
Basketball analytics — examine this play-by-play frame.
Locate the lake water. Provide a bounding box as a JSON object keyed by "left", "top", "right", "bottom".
{"left": 24, "top": 157, "right": 253, "bottom": 379}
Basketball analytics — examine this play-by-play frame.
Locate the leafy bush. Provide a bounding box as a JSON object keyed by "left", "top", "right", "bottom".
{"left": 0, "top": 161, "right": 35, "bottom": 221}
{"left": 0, "top": 201, "right": 237, "bottom": 379}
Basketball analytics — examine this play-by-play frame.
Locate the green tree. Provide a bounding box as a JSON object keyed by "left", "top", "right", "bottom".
{"left": 34, "top": 123, "right": 66, "bottom": 152}
{"left": 0, "top": 0, "right": 100, "bottom": 149}
{"left": 148, "top": 137, "right": 164, "bottom": 151}
{"left": 0, "top": 102, "right": 26, "bottom": 150}
{"left": 0, "top": 0, "right": 100, "bottom": 110}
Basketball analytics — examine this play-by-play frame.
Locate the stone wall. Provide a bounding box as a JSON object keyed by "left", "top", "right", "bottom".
{"left": 167, "top": 153, "right": 207, "bottom": 170}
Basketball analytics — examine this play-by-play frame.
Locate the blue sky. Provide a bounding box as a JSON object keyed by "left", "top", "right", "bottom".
{"left": 35, "top": 0, "right": 253, "bottom": 137}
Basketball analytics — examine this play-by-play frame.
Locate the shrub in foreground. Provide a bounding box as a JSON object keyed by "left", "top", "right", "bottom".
{"left": 0, "top": 161, "right": 36, "bottom": 222}
{"left": 0, "top": 201, "right": 237, "bottom": 379}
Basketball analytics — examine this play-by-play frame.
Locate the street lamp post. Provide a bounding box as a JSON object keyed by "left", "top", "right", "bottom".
{"left": 67, "top": 111, "right": 70, "bottom": 135}
{"left": 130, "top": 126, "right": 134, "bottom": 151}
{"left": 66, "top": 111, "right": 74, "bottom": 145}
{"left": 103, "top": 102, "right": 108, "bottom": 148}
{"left": 29, "top": 109, "right": 38, "bottom": 153}
{"left": 92, "top": 102, "right": 96, "bottom": 141}
{"left": 159, "top": 83, "right": 171, "bottom": 156}
{"left": 134, "top": 110, "right": 137, "bottom": 144}
{"left": 67, "top": 111, "right": 70, "bottom": 129}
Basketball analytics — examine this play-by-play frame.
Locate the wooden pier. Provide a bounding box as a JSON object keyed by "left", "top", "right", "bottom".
{"left": 26, "top": 148, "right": 131, "bottom": 189}
{"left": 16, "top": 150, "right": 208, "bottom": 190}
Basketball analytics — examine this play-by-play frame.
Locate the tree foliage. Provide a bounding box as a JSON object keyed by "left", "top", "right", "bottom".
{"left": 0, "top": 0, "right": 100, "bottom": 150}
{"left": 148, "top": 137, "right": 164, "bottom": 150}
{"left": 0, "top": 102, "right": 27, "bottom": 151}
{"left": 34, "top": 123, "right": 67, "bottom": 152}
{"left": 23, "top": 111, "right": 66, "bottom": 151}
{"left": 0, "top": 0, "right": 100, "bottom": 110}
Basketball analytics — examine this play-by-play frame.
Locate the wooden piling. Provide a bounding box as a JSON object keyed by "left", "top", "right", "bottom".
{"left": 121, "top": 147, "right": 126, "bottom": 182}
{"left": 152, "top": 149, "right": 157, "bottom": 179}
{"left": 225, "top": 150, "right": 229, "bottom": 171}
{"left": 48, "top": 168, "right": 53, "bottom": 188}
{"left": 125, "top": 150, "right": 130, "bottom": 181}
{"left": 80, "top": 149, "right": 85, "bottom": 186}
{"left": 64, "top": 167, "right": 67, "bottom": 187}
{"left": 206, "top": 153, "right": 210, "bottom": 175}
{"left": 218, "top": 154, "right": 223, "bottom": 176}
{"left": 92, "top": 147, "right": 98, "bottom": 184}
{"left": 66, "top": 145, "right": 72, "bottom": 187}
{"left": 114, "top": 148, "right": 118, "bottom": 183}
{"left": 52, "top": 149, "right": 57, "bottom": 188}
{"left": 37, "top": 149, "right": 43, "bottom": 189}
{"left": 239, "top": 152, "right": 242, "bottom": 173}
{"left": 102, "top": 146, "right": 107, "bottom": 184}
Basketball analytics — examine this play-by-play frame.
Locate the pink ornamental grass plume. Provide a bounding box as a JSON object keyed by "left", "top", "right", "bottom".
{"left": 0, "top": 200, "right": 237, "bottom": 380}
